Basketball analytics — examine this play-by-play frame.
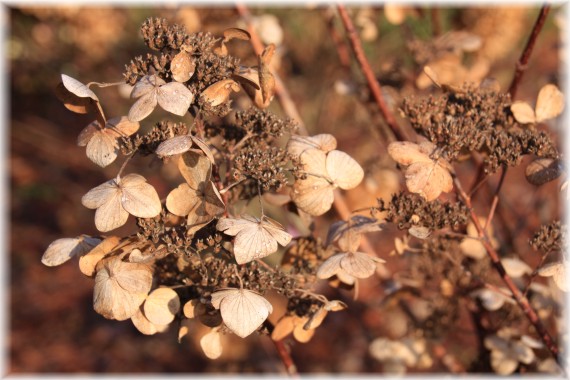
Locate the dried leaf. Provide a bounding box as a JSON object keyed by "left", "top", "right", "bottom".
{"left": 223, "top": 27, "right": 251, "bottom": 42}
{"left": 55, "top": 82, "right": 94, "bottom": 114}
{"left": 200, "top": 329, "right": 223, "bottom": 359}
{"left": 216, "top": 215, "right": 292, "bottom": 264}
{"left": 93, "top": 258, "right": 153, "bottom": 321}
{"left": 143, "top": 287, "right": 181, "bottom": 325}
{"left": 201, "top": 79, "right": 240, "bottom": 107}
{"left": 525, "top": 158, "right": 562, "bottom": 186}
{"left": 61, "top": 74, "right": 99, "bottom": 100}
{"left": 535, "top": 84, "right": 564, "bottom": 122}
{"left": 41, "top": 235, "right": 101, "bottom": 267}
{"left": 210, "top": 288, "right": 273, "bottom": 338}
{"left": 170, "top": 50, "right": 195, "bottom": 83}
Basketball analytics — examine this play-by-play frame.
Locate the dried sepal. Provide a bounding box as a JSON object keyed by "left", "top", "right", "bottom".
{"left": 131, "top": 306, "right": 169, "bottom": 335}
{"left": 128, "top": 74, "right": 194, "bottom": 122}
{"left": 216, "top": 215, "right": 292, "bottom": 264}
{"left": 200, "top": 328, "right": 223, "bottom": 359}
{"left": 93, "top": 258, "right": 153, "bottom": 321}
{"left": 210, "top": 288, "right": 273, "bottom": 338}
{"left": 470, "top": 288, "right": 515, "bottom": 311}
{"left": 79, "top": 235, "right": 121, "bottom": 277}
{"left": 287, "top": 134, "right": 337, "bottom": 157}
{"left": 511, "top": 84, "right": 565, "bottom": 124}
{"left": 61, "top": 74, "right": 99, "bottom": 101}
{"left": 234, "top": 66, "right": 271, "bottom": 108}
{"left": 183, "top": 299, "right": 199, "bottom": 319}
{"left": 223, "top": 27, "right": 251, "bottom": 42}
{"left": 41, "top": 235, "right": 101, "bottom": 267}
{"left": 317, "top": 251, "right": 385, "bottom": 280}
{"left": 258, "top": 45, "right": 276, "bottom": 104}
{"left": 326, "top": 215, "right": 383, "bottom": 251}
{"left": 388, "top": 141, "right": 453, "bottom": 201}
{"left": 55, "top": 82, "right": 94, "bottom": 114}
{"left": 82, "top": 173, "right": 162, "bottom": 232}
{"left": 538, "top": 262, "right": 567, "bottom": 291}
{"left": 501, "top": 257, "right": 532, "bottom": 278}
{"left": 143, "top": 287, "right": 181, "bottom": 325}
{"left": 525, "top": 158, "right": 562, "bottom": 186}
{"left": 170, "top": 50, "right": 195, "bottom": 83}
{"left": 201, "top": 79, "right": 240, "bottom": 107}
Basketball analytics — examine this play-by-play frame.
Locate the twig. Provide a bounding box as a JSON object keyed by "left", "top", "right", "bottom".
{"left": 273, "top": 340, "right": 299, "bottom": 378}
{"left": 235, "top": 3, "right": 308, "bottom": 136}
{"left": 453, "top": 176, "right": 561, "bottom": 363}
{"left": 323, "top": 9, "right": 351, "bottom": 71}
{"left": 430, "top": 8, "right": 442, "bottom": 37}
{"left": 337, "top": 5, "right": 408, "bottom": 142}
{"left": 508, "top": 5, "right": 551, "bottom": 99}
{"left": 484, "top": 165, "right": 508, "bottom": 230}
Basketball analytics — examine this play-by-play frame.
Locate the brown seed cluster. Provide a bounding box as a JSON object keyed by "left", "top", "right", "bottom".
{"left": 530, "top": 220, "right": 565, "bottom": 254}
{"left": 121, "top": 120, "right": 189, "bottom": 156}
{"left": 376, "top": 192, "right": 469, "bottom": 231}
{"left": 402, "top": 85, "right": 559, "bottom": 173}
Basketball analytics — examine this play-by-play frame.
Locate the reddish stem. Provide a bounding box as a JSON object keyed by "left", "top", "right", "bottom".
{"left": 508, "top": 5, "right": 551, "bottom": 99}
{"left": 273, "top": 340, "right": 299, "bottom": 378}
{"left": 337, "top": 5, "right": 407, "bottom": 142}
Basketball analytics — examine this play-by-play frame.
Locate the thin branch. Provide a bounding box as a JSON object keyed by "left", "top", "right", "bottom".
{"left": 235, "top": 3, "right": 308, "bottom": 136}
{"left": 323, "top": 9, "right": 351, "bottom": 71}
{"left": 430, "top": 7, "right": 442, "bottom": 37}
{"left": 453, "top": 176, "right": 561, "bottom": 363}
{"left": 508, "top": 5, "right": 551, "bottom": 99}
{"left": 484, "top": 165, "right": 508, "bottom": 230}
{"left": 273, "top": 340, "right": 299, "bottom": 378}
{"left": 337, "top": 5, "right": 408, "bottom": 142}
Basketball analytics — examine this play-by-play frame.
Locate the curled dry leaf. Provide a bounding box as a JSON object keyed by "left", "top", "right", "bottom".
{"left": 131, "top": 306, "right": 169, "bottom": 335}
{"left": 210, "top": 288, "right": 273, "bottom": 338}
{"left": 511, "top": 84, "right": 565, "bottom": 124}
{"left": 388, "top": 141, "right": 453, "bottom": 201}
{"left": 200, "top": 329, "right": 223, "bottom": 359}
{"left": 292, "top": 148, "right": 364, "bottom": 216}
{"left": 93, "top": 258, "right": 153, "bottom": 321}
{"left": 55, "top": 82, "right": 94, "bottom": 114}
{"left": 538, "top": 262, "right": 567, "bottom": 291}
{"left": 61, "top": 74, "right": 99, "bottom": 101}
{"left": 216, "top": 214, "right": 292, "bottom": 264}
{"left": 81, "top": 173, "right": 162, "bottom": 232}
{"left": 525, "top": 158, "right": 562, "bottom": 186}
{"left": 166, "top": 151, "right": 225, "bottom": 235}
{"left": 79, "top": 235, "right": 121, "bottom": 277}
{"left": 201, "top": 79, "right": 240, "bottom": 107}
{"left": 170, "top": 50, "right": 195, "bottom": 83}
{"left": 317, "top": 251, "right": 385, "bottom": 281}
{"left": 326, "top": 215, "right": 383, "bottom": 252}
{"left": 78, "top": 117, "right": 139, "bottom": 167}
{"left": 128, "top": 74, "right": 194, "bottom": 122}
{"left": 287, "top": 133, "right": 337, "bottom": 157}
{"left": 234, "top": 66, "right": 271, "bottom": 109}
{"left": 41, "top": 235, "right": 101, "bottom": 267}
{"left": 223, "top": 27, "right": 251, "bottom": 42}
{"left": 258, "top": 44, "right": 276, "bottom": 104}
{"left": 143, "top": 287, "right": 181, "bottom": 325}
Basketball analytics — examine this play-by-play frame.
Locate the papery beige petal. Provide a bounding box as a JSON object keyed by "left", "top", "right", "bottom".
{"left": 77, "top": 121, "right": 99, "bottom": 146}
{"left": 299, "top": 148, "right": 328, "bottom": 174}
{"left": 86, "top": 130, "right": 119, "bottom": 167}
{"left": 271, "top": 315, "right": 296, "bottom": 341}
{"left": 61, "top": 74, "right": 99, "bottom": 100}
{"left": 291, "top": 177, "right": 334, "bottom": 216}
{"left": 82, "top": 179, "right": 120, "bottom": 209}
{"left": 224, "top": 27, "right": 251, "bottom": 41}
{"left": 191, "top": 136, "right": 215, "bottom": 165}
{"left": 42, "top": 236, "right": 100, "bottom": 267}
{"left": 157, "top": 82, "right": 194, "bottom": 116}
{"left": 535, "top": 84, "right": 564, "bottom": 122}
{"left": 287, "top": 134, "right": 337, "bottom": 157}
{"left": 93, "top": 259, "right": 153, "bottom": 321}
{"left": 261, "top": 218, "right": 292, "bottom": 247}
{"left": 79, "top": 236, "right": 121, "bottom": 277}
{"left": 459, "top": 237, "right": 487, "bottom": 260}
{"left": 56, "top": 82, "right": 94, "bottom": 114}
{"left": 131, "top": 75, "right": 164, "bottom": 99}
{"left": 201, "top": 79, "right": 240, "bottom": 107}
{"left": 326, "top": 150, "right": 364, "bottom": 189}
{"left": 120, "top": 175, "right": 162, "bottom": 218}
{"left": 200, "top": 329, "right": 223, "bottom": 359}
{"left": 490, "top": 350, "right": 519, "bottom": 375}
{"left": 94, "top": 193, "right": 129, "bottom": 232}
{"left": 166, "top": 183, "right": 199, "bottom": 217}
{"left": 388, "top": 141, "right": 432, "bottom": 166}
{"left": 538, "top": 262, "right": 567, "bottom": 291}
{"left": 211, "top": 288, "right": 273, "bottom": 338}
{"left": 183, "top": 299, "right": 199, "bottom": 318}
{"left": 511, "top": 101, "right": 536, "bottom": 124}
{"left": 156, "top": 135, "right": 194, "bottom": 158}
{"left": 316, "top": 253, "right": 344, "bottom": 279}
{"left": 128, "top": 91, "right": 158, "bottom": 122}
{"left": 108, "top": 116, "right": 140, "bottom": 137}
{"left": 304, "top": 308, "right": 328, "bottom": 330}
{"left": 131, "top": 306, "right": 169, "bottom": 335}
{"left": 340, "top": 251, "right": 385, "bottom": 278}
{"left": 405, "top": 161, "right": 451, "bottom": 201}
{"left": 293, "top": 319, "right": 314, "bottom": 343}
{"left": 171, "top": 51, "right": 195, "bottom": 83}
{"left": 501, "top": 257, "right": 532, "bottom": 278}
{"left": 178, "top": 151, "right": 211, "bottom": 189}
{"left": 143, "top": 287, "right": 180, "bottom": 325}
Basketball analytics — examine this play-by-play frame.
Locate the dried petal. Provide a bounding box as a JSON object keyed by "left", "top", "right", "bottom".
{"left": 287, "top": 134, "right": 337, "bottom": 156}
{"left": 61, "top": 74, "right": 98, "bottom": 100}
{"left": 143, "top": 287, "right": 181, "bottom": 325}
{"left": 157, "top": 81, "right": 194, "bottom": 116}
{"left": 210, "top": 288, "right": 273, "bottom": 338}
{"left": 170, "top": 50, "right": 195, "bottom": 83}
{"left": 79, "top": 236, "right": 121, "bottom": 277}
{"left": 223, "top": 27, "right": 251, "bottom": 41}
{"left": 525, "top": 158, "right": 562, "bottom": 186}
{"left": 538, "top": 262, "right": 567, "bottom": 291}
{"left": 131, "top": 306, "right": 169, "bottom": 335}
{"left": 200, "top": 329, "right": 223, "bottom": 359}
{"left": 156, "top": 135, "right": 194, "bottom": 158}
{"left": 201, "top": 79, "right": 240, "bottom": 107}
{"left": 535, "top": 84, "right": 564, "bottom": 122}
{"left": 326, "top": 150, "right": 364, "bottom": 189}
{"left": 41, "top": 236, "right": 101, "bottom": 267}
{"left": 511, "top": 101, "right": 536, "bottom": 124}
{"left": 119, "top": 174, "right": 162, "bottom": 218}
{"left": 128, "top": 91, "right": 158, "bottom": 122}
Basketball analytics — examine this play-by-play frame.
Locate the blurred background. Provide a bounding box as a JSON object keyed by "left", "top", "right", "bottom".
{"left": 8, "top": 5, "right": 563, "bottom": 373}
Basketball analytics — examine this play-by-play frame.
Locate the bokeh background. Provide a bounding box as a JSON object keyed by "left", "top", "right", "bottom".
{"left": 8, "top": 5, "right": 563, "bottom": 373}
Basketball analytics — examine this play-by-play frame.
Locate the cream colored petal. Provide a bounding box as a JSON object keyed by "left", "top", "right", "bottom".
{"left": 490, "top": 350, "right": 519, "bottom": 375}
{"left": 93, "top": 259, "right": 153, "bottom": 321}
{"left": 216, "top": 216, "right": 257, "bottom": 236}
{"left": 120, "top": 175, "right": 162, "bottom": 218}
{"left": 130, "top": 75, "right": 164, "bottom": 99}
{"left": 287, "top": 134, "right": 337, "bottom": 157}
{"left": 200, "top": 329, "right": 223, "bottom": 359}
{"left": 388, "top": 141, "right": 432, "bottom": 166}
{"left": 405, "top": 161, "right": 449, "bottom": 201}
{"left": 535, "top": 84, "right": 564, "bottom": 122}
{"left": 107, "top": 116, "right": 140, "bottom": 137}
{"left": 260, "top": 217, "right": 292, "bottom": 247}
{"left": 211, "top": 288, "right": 273, "bottom": 338}
{"left": 79, "top": 236, "right": 121, "bottom": 277}
{"left": 128, "top": 91, "right": 158, "bottom": 122}
{"left": 340, "top": 251, "right": 384, "bottom": 279}
{"left": 61, "top": 74, "right": 99, "bottom": 100}
{"left": 166, "top": 184, "right": 199, "bottom": 217}
{"left": 41, "top": 237, "right": 99, "bottom": 267}
{"left": 143, "top": 287, "right": 181, "bottom": 325}
{"left": 157, "top": 82, "right": 194, "bottom": 116}
{"left": 316, "top": 253, "right": 344, "bottom": 279}
{"left": 511, "top": 101, "right": 536, "bottom": 124}
{"left": 171, "top": 50, "right": 195, "bottom": 83}
{"left": 271, "top": 315, "right": 296, "bottom": 341}
{"left": 86, "top": 130, "right": 119, "bottom": 168}
{"left": 156, "top": 135, "right": 194, "bottom": 158}
{"left": 502, "top": 257, "right": 532, "bottom": 278}
{"left": 131, "top": 307, "right": 169, "bottom": 335}
{"left": 293, "top": 320, "right": 315, "bottom": 343}
{"left": 299, "top": 148, "right": 328, "bottom": 175}
{"left": 291, "top": 177, "right": 334, "bottom": 216}
{"left": 201, "top": 79, "right": 240, "bottom": 107}
{"left": 232, "top": 222, "right": 278, "bottom": 264}
{"left": 77, "top": 121, "right": 99, "bottom": 146}
{"left": 94, "top": 192, "right": 129, "bottom": 232}
{"left": 190, "top": 136, "right": 215, "bottom": 165}
{"left": 538, "top": 262, "right": 567, "bottom": 291}
{"left": 326, "top": 150, "right": 364, "bottom": 190}
{"left": 82, "top": 179, "right": 120, "bottom": 209}
{"left": 178, "top": 151, "right": 211, "bottom": 189}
